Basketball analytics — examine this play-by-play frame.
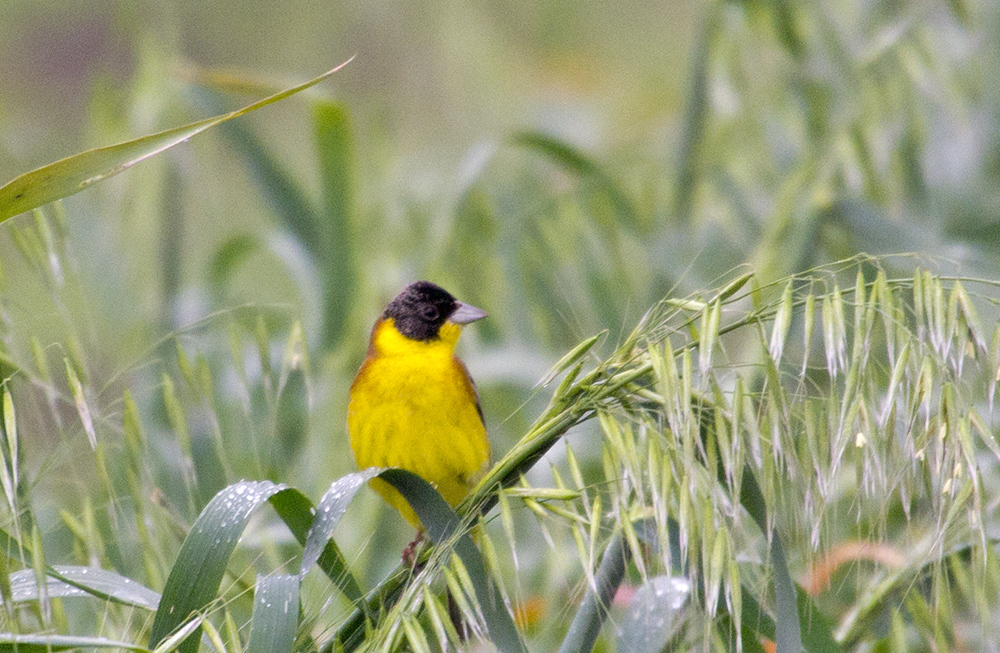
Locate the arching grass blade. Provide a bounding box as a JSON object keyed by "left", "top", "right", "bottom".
{"left": 269, "top": 486, "right": 363, "bottom": 604}
{"left": 771, "top": 531, "right": 802, "bottom": 653}
{"left": 7, "top": 566, "right": 160, "bottom": 611}
{"left": 149, "top": 480, "right": 288, "bottom": 652}
{"left": 247, "top": 574, "right": 300, "bottom": 653}
{"left": 558, "top": 531, "right": 630, "bottom": 653}
{"left": 379, "top": 468, "right": 527, "bottom": 653}
{"left": 0, "top": 633, "right": 149, "bottom": 651}
{"left": 0, "top": 59, "right": 353, "bottom": 224}
{"left": 300, "top": 469, "right": 380, "bottom": 579}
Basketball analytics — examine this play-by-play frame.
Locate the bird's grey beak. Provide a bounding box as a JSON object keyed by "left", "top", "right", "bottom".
{"left": 449, "top": 301, "right": 488, "bottom": 325}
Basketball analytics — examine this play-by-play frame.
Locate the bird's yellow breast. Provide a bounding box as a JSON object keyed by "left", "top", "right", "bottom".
{"left": 348, "top": 319, "right": 490, "bottom": 527}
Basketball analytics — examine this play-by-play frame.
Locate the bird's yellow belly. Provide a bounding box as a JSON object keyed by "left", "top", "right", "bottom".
{"left": 348, "top": 352, "right": 489, "bottom": 527}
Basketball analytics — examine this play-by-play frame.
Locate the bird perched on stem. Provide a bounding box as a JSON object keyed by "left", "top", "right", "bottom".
{"left": 348, "top": 281, "right": 491, "bottom": 557}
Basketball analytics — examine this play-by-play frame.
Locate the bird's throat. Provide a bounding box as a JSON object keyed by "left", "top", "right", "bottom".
{"left": 373, "top": 318, "right": 461, "bottom": 358}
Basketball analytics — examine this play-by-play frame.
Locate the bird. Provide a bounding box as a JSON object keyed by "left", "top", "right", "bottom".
{"left": 347, "top": 281, "right": 491, "bottom": 535}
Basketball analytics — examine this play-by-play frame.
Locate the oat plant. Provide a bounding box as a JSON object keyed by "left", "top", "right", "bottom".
{"left": 0, "top": 194, "right": 998, "bottom": 653}
{"left": 17, "top": 256, "right": 1000, "bottom": 652}
{"left": 322, "top": 259, "right": 1000, "bottom": 651}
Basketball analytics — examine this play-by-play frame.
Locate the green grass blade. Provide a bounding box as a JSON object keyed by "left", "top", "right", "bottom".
{"left": 673, "top": 1, "right": 720, "bottom": 223}
{"left": 300, "top": 469, "right": 380, "bottom": 579}
{"left": 770, "top": 530, "right": 802, "bottom": 653}
{"left": 558, "top": 532, "right": 630, "bottom": 653}
{"left": 378, "top": 468, "right": 527, "bottom": 653}
{"left": 148, "top": 480, "right": 288, "bottom": 652}
{"left": 511, "top": 131, "right": 638, "bottom": 231}
{"left": 0, "top": 59, "right": 353, "bottom": 224}
{"left": 798, "top": 587, "right": 840, "bottom": 652}
{"left": 738, "top": 465, "right": 768, "bottom": 533}
{"left": 616, "top": 576, "right": 691, "bottom": 653}
{"left": 209, "top": 234, "right": 261, "bottom": 292}
{"left": 247, "top": 574, "right": 300, "bottom": 653}
{"left": 4, "top": 566, "right": 161, "bottom": 611}
{"left": 313, "top": 100, "right": 357, "bottom": 350}
{"left": 217, "top": 116, "right": 321, "bottom": 254}
{"left": 273, "top": 368, "right": 308, "bottom": 477}
{"left": 0, "top": 519, "right": 161, "bottom": 612}
{"left": 268, "top": 486, "right": 363, "bottom": 604}
{"left": 160, "top": 161, "right": 184, "bottom": 329}
{"left": 0, "top": 634, "right": 149, "bottom": 652}
{"left": 151, "top": 616, "right": 206, "bottom": 653}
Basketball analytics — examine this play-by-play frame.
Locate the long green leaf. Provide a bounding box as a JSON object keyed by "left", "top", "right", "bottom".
{"left": 314, "top": 100, "right": 357, "bottom": 350}
{"left": 217, "top": 116, "right": 321, "bottom": 253}
{"left": 269, "top": 485, "right": 363, "bottom": 604}
{"left": 378, "top": 468, "right": 527, "bottom": 653}
{"left": 273, "top": 368, "right": 308, "bottom": 476}
{"left": 247, "top": 575, "right": 300, "bottom": 653}
{"left": 149, "top": 479, "right": 362, "bottom": 653}
{"left": 7, "top": 566, "right": 160, "bottom": 611}
{"left": 0, "top": 528, "right": 161, "bottom": 611}
{"left": 558, "top": 532, "right": 630, "bottom": 653}
{"left": 300, "top": 469, "right": 380, "bottom": 578}
{"left": 771, "top": 530, "right": 802, "bottom": 653}
{"left": 672, "top": 1, "right": 720, "bottom": 223}
{"left": 0, "top": 634, "right": 148, "bottom": 652}
{"left": 149, "top": 480, "right": 288, "bottom": 652}
{"left": 0, "top": 58, "right": 353, "bottom": 224}
{"left": 511, "top": 131, "right": 638, "bottom": 231}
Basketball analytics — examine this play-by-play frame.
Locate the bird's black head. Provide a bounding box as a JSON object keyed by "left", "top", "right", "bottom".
{"left": 383, "top": 281, "right": 486, "bottom": 342}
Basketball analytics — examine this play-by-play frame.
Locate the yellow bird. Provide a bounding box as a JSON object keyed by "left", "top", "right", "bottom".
{"left": 348, "top": 281, "right": 491, "bottom": 530}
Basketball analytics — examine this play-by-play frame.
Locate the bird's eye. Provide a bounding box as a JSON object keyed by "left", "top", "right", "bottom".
{"left": 421, "top": 305, "right": 439, "bottom": 321}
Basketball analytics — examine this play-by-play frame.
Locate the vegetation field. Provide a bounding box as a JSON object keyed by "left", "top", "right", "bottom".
{"left": 2, "top": 1, "right": 1000, "bottom": 650}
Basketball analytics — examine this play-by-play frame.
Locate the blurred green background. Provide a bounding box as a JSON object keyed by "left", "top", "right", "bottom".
{"left": 2, "top": 0, "right": 1000, "bottom": 648}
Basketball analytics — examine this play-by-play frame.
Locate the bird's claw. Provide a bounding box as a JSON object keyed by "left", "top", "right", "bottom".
{"left": 402, "top": 531, "right": 426, "bottom": 567}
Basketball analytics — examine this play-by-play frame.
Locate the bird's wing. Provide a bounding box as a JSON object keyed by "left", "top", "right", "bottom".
{"left": 454, "top": 357, "right": 485, "bottom": 427}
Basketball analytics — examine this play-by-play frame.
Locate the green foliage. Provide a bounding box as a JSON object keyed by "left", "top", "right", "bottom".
{"left": 1, "top": 0, "right": 1000, "bottom": 651}
{"left": 0, "top": 61, "right": 353, "bottom": 224}
{"left": 314, "top": 101, "right": 358, "bottom": 351}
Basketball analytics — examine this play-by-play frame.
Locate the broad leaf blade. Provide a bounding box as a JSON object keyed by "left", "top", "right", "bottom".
{"left": 379, "top": 469, "right": 527, "bottom": 653}
{"left": 0, "top": 634, "right": 148, "bottom": 652}
{"left": 247, "top": 575, "right": 300, "bottom": 653}
{"left": 148, "top": 480, "right": 287, "bottom": 652}
{"left": 300, "top": 469, "right": 380, "bottom": 578}
{"left": 6, "top": 566, "right": 161, "bottom": 611}
{"left": 0, "top": 58, "right": 353, "bottom": 224}
{"left": 771, "top": 530, "right": 802, "bottom": 653}
{"left": 270, "top": 485, "right": 363, "bottom": 604}
{"left": 558, "top": 532, "right": 630, "bottom": 653}
{"left": 314, "top": 100, "right": 357, "bottom": 349}
{"left": 150, "top": 479, "right": 363, "bottom": 653}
